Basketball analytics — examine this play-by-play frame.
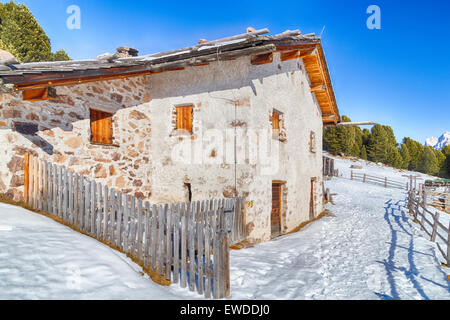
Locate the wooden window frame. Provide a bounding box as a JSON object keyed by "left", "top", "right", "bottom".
{"left": 272, "top": 109, "right": 283, "bottom": 140}
{"left": 175, "top": 105, "right": 194, "bottom": 135}
{"left": 90, "top": 108, "right": 115, "bottom": 146}
{"left": 271, "top": 180, "right": 287, "bottom": 238}
{"left": 22, "top": 87, "right": 56, "bottom": 101}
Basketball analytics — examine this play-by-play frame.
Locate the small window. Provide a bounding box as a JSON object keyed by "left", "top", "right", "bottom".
{"left": 176, "top": 105, "right": 193, "bottom": 134}
{"left": 184, "top": 183, "right": 192, "bottom": 202}
{"left": 272, "top": 110, "right": 283, "bottom": 140}
{"left": 22, "top": 87, "right": 56, "bottom": 101}
{"left": 310, "top": 131, "right": 316, "bottom": 153}
{"left": 90, "top": 109, "right": 114, "bottom": 145}
{"left": 272, "top": 113, "right": 280, "bottom": 138}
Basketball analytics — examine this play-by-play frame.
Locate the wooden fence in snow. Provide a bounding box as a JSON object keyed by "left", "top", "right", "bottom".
{"left": 408, "top": 188, "right": 450, "bottom": 266}
{"left": 23, "top": 153, "right": 246, "bottom": 299}
{"left": 423, "top": 189, "right": 450, "bottom": 213}
{"left": 351, "top": 171, "right": 408, "bottom": 190}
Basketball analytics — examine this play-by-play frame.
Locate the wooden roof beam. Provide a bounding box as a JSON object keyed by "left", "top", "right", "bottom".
{"left": 310, "top": 84, "right": 326, "bottom": 92}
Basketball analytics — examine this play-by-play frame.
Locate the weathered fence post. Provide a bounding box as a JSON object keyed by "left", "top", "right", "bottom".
{"left": 220, "top": 230, "right": 230, "bottom": 298}
{"left": 446, "top": 193, "right": 450, "bottom": 213}
{"left": 447, "top": 222, "right": 450, "bottom": 267}
{"left": 24, "top": 153, "right": 29, "bottom": 204}
{"left": 384, "top": 177, "right": 387, "bottom": 188}
{"left": 350, "top": 170, "right": 353, "bottom": 180}
{"left": 430, "top": 212, "right": 440, "bottom": 242}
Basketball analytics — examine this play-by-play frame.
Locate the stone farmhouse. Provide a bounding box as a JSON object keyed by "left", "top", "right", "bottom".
{"left": 0, "top": 28, "right": 340, "bottom": 243}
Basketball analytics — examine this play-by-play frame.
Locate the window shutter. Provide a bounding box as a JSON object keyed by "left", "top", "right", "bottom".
{"left": 272, "top": 112, "right": 280, "bottom": 138}
{"left": 176, "top": 105, "right": 193, "bottom": 133}
{"left": 90, "top": 109, "right": 113, "bottom": 144}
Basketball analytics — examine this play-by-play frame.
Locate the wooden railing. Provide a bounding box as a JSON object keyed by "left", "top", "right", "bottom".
{"left": 351, "top": 171, "right": 408, "bottom": 190}
{"left": 408, "top": 188, "right": 450, "bottom": 266}
{"left": 24, "top": 153, "right": 246, "bottom": 299}
{"left": 423, "top": 189, "right": 450, "bottom": 213}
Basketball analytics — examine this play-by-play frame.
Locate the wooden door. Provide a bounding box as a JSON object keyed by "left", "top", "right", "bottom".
{"left": 271, "top": 182, "right": 282, "bottom": 238}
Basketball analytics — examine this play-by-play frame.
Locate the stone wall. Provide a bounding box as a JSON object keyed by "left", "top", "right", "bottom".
{"left": 0, "top": 51, "right": 324, "bottom": 243}
{"left": 0, "top": 76, "right": 151, "bottom": 201}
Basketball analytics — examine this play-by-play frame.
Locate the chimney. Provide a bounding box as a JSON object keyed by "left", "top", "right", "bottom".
{"left": 116, "top": 46, "right": 139, "bottom": 58}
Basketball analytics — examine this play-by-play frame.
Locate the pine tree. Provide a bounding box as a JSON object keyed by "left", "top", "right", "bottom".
{"left": 367, "top": 125, "right": 390, "bottom": 163}
{"left": 362, "top": 128, "right": 371, "bottom": 146}
{"left": 386, "top": 145, "right": 403, "bottom": 168}
{"left": 399, "top": 143, "right": 411, "bottom": 169}
{"left": 360, "top": 145, "right": 368, "bottom": 160}
{"left": 403, "top": 137, "right": 424, "bottom": 171}
{"left": 351, "top": 142, "right": 361, "bottom": 157}
{"left": 323, "top": 115, "right": 355, "bottom": 155}
{"left": 434, "top": 149, "right": 446, "bottom": 177}
{"left": 442, "top": 145, "right": 450, "bottom": 178}
{"left": 0, "top": 1, "right": 70, "bottom": 62}
{"left": 49, "top": 49, "right": 71, "bottom": 62}
{"left": 419, "top": 146, "right": 439, "bottom": 175}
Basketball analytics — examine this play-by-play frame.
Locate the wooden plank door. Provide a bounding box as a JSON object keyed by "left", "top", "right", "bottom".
{"left": 271, "top": 182, "right": 282, "bottom": 238}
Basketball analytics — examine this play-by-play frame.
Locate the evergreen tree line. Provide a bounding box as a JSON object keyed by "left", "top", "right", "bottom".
{"left": 324, "top": 116, "right": 450, "bottom": 177}
{"left": 0, "top": 1, "right": 71, "bottom": 62}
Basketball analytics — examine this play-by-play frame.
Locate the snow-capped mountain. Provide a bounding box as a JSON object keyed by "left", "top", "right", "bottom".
{"left": 425, "top": 132, "right": 450, "bottom": 150}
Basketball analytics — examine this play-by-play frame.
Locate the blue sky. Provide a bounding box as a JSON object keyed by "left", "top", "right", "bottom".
{"left": 3, "top": 0, "right": 449, "bottom": 144}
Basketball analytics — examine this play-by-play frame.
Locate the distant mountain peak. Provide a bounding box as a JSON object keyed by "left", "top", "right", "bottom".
{"left": 425, "top": 132, "right": 450, "bottom": 150}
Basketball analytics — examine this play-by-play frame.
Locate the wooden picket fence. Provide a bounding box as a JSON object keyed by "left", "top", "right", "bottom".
{"left": 408, "top": 188, "right": 450, "bottom": 266}
{"left": 351, "top": 171, "right": 408, "bottom": 190}
{"left": 23, "top": 153, "right": 246, "bottom": 299}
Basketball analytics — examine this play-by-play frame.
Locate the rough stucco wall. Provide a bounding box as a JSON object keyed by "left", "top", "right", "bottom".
{"left": 0, "top": 76, "right": 152, "bottom": 201}
{"left": 143, "top": 52, "right": 324, "bottom": 243}
{"left": 0, "top": 52, "right": 323, "bottom": 244}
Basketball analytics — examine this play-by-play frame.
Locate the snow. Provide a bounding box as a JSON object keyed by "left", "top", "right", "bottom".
{"left": 426, "top": 132, "right": 450, "bottom": 150}
{"left": 0, "top": 203, "right": 178, "bottom": 300}
{"left": 221, "top": 155, "right": 450, "bottom": 300}
{"left": 0, "top": 155, "right": 449, "bottom": 300}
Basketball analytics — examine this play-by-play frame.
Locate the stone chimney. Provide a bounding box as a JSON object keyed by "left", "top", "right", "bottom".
{"left": 116, "top": 46, "right": 139, "bottom": 58}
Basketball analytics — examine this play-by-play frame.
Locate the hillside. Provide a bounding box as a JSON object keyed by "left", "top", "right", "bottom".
{"left": 0, "top": 155, "right": 448, "bottom": 299}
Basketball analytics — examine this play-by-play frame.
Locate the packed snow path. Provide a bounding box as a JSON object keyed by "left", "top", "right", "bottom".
{"left": 227, "top": 177, "right": 450, "bottom": 300}
{"left": 0, "top": 203, "right": 178, "bottom": 300}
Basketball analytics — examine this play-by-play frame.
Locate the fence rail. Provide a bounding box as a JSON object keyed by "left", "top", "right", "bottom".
{"left": 24, "top": 153, "right": 246, "bottom": 299}
{"left": 408, "top": 188, "right": 450, "bottom": 266}
{"left": 351, "top": 171, "right": 408, "bottom": 190}
{"left": 424, "top": 189, "right": 450, "bottom": 213}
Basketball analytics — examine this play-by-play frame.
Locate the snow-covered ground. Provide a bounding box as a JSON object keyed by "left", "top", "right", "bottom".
{"left": 1, "top": 155, "right": 449, "bottom": 299}
{"left": 0, "top": 203, "right": 178, "bottom": 300}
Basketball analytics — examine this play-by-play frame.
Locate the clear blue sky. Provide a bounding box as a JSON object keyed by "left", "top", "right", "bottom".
{"left": 4, "top": 0, "right": 449, "bottom": 144}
